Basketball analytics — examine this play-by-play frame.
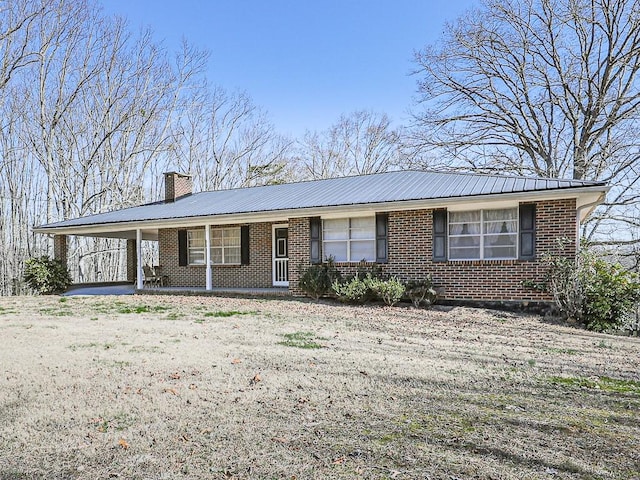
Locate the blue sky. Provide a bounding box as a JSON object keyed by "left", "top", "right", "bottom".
{"left": 102, "top": 0, "right": 477, "bottom": 137}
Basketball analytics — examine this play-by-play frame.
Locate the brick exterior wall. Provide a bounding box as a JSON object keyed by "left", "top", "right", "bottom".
{"left": 154, "top": 199, "right": 577, "bottom": 302}
{"left": 126, "top": 239, "right": 137, "bottom": 282}
{"left": 288, "top": 199, "right": 576, "bottom": 302}
{"left": 53, "top": 235, "right": 67, "bottom": 267}
{"left": 158, "top": 223, "right": 273, "bottom": 288}
{"left": 384, "top": 199, "right": 576, "bottom": 301}
{"left": 288, "top": 217, "right": 311, "bottom": 295}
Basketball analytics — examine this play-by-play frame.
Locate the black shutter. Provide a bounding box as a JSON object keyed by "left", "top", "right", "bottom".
{"left": 433, "top": 209, "right": 447, "bottom": 262}
{"left": 241, "top": 225, "right": 250, "bottom": 265}
{"left": 178, "top": 230, "right": 188, "bottom": 266}
{"left": 310, "top": 217, "right": 322, "bottom": 264}
{"left": 376, "top": 213, "right": 388, "bottom": 263}
{"left": 519, "top": 204, "right": 536, "bottom": 260}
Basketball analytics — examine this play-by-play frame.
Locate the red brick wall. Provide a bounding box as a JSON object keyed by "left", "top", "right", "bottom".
{"left": 126, "top": 239, "right": 136, "bottom": 282}
{"left": 53, "top": 235, "right": 67, "bottom": 267}
{"left": 155, "top": 199, "right": 577, "bottom": 302}
{"left": 385, "top": 199, "right": 576, "bottom": 301}
{"left": 287, "top": 217, "right": 311, "bottom": 295}
{"left": 288, "top": 199, "right": 575, "bottom": 302}
{"left": 158, "top": 223, "right": 273, "bottom": 288}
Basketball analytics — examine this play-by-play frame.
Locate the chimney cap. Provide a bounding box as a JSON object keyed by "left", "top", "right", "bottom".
{"left": 163, "top": 171, "right": 192, "bottom": 178}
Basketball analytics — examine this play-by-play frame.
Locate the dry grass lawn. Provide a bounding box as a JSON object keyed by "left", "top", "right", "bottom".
{"left": 0, "top": 294, "right": 639, "bottom": 479}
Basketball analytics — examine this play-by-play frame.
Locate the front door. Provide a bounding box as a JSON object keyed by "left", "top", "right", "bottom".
{"left": 272, "top": 225, "right": 289, "bottom": 287}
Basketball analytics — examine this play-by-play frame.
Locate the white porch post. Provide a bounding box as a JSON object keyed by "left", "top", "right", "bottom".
{"left": 136, "top": 229, "right": 143, "bottom": 290}
{"left": 205, "top": 224, "right": 212, "bottom": 290}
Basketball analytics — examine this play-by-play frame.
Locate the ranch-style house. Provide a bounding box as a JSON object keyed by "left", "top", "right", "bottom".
{"left": 35, "top": 170, "right": 608, "bottom": 305}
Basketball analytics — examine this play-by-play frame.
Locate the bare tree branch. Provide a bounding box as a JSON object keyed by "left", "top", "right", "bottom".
{"left": 409, "top": 0, "right": 640, "bottom": 244}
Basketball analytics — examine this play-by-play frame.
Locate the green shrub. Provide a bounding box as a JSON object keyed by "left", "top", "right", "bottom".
{"left": 23, "top": 256, "right": 72, "bottom": 295}
{"left": 332, "top": 275, "right": 370, "bottom": 303}
{"left": 404, "top": 278, "right": 437, "bottom": 307}
{"left": 332, "top": 274, "right": 406, "bottom": 306}
{"left": 298, "top": 257, "right": 341, "bottom": 300}
{"left": 582, "top": 257, "right": 640, "bottom": 332}
{"left": 368, "top": 276, "right": 405, "bottom": 306}
{"left": 548, "top": 248, "right": 640, "bottom": 332}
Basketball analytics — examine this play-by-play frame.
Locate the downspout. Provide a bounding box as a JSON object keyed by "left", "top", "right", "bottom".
{"left": 575, "top": 192, "right": 607, "bottom": 248}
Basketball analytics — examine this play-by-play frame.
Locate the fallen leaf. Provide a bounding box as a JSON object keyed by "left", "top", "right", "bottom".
{"left": 189, "top": 383, "right": 197, "bottom": 390}
{"left": 164, "top": 387, "right": 178, "bottom": 395}
{"left": 231, "top": 358, "right": 242, "bottom": 364}
{"left": 272, "top": 436, "right": 288, "bottom": 443}
{"left": 332, "top": 457, "right": 346, "bottom": 465}
{"left": 169, "top": 372, "right": 181, "bottom": 380}
{"left": 249, "top": 374, "right": 261, "bottom": 386}
{"left": 118, "top": 438, "right": 129, "bottom": 450}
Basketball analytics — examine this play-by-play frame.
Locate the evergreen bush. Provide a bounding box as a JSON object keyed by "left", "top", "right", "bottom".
{"left": 403, "top": 278, "right": 438, "bottom": 307}
{"left": 332, "top": 275, "right": 370, "bottom": 304}
{"left": 23, "top": 256, "right": 72, "bottom": 295}
{"left": 547, "top": 248, "right": 640, "bottom": 332}
{"left": 368, "top": 276, "right": 405, "bottom": 306}
{"left": 298, "top": 257, "right": 340, "bottom": 299}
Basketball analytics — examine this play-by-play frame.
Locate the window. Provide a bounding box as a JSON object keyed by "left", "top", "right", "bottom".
{"left": 211, "top": 227, "right": 241, "bottom": 264}
{"left": 449, "top": 208, "right": 518, "bottom": 260}
{"left": 323, "top": 217, "right": 375, "bottom": 262}
{"left": 187, "top": 227, "right": 241, "bottom": 265}
{"left": 187, "top": 230, "right": 205, "bottom": 265}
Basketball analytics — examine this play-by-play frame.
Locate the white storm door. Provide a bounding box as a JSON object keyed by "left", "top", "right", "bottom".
{"left": 272, "top": 224, "right": 289, "bottom": 287}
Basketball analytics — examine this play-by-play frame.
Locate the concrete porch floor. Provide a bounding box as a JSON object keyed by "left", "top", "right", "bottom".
{"left": 64, "top": 283, "right": 290, "bottom": 297}
{"left": 139, "top": 286, "right": 291, "bottom": 297}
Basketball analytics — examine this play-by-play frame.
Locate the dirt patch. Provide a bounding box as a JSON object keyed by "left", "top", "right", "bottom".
{"left": 0, "top": 295, "right": 639, "bottom": 479}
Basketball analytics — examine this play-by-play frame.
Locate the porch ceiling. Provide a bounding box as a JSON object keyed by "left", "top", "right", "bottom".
{"left": 75, "top": 228, "right": 158, "bottom": 241}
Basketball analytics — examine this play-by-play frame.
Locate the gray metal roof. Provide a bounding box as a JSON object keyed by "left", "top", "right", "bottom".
{"left": 37, "top": 170, "right": 607, "bottom": 230}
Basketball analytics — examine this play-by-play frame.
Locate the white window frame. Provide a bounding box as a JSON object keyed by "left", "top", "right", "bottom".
{"left": 322, "top": 216, "right": 376, "bottom": 263}
{"left": 187, "top": 229, "right": 205, "bottom": 265}
{"left": 448, "top": 208, "right": 519, "bottom": 261}
{"left": 187, "top": 226, "right": 241, "bottom": 265}
{"left": 210, "top": 226, "right": 241, "bottom": 265}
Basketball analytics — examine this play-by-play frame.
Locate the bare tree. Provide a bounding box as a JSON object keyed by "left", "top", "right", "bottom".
{"left": 0, "top": 0, "right": 44, "bottom": 89}
{"left": 410, "top": 0, "right": 640, "bottom": 243}
{"left": 171, "top": 85, "right": 293, "bottom": 191}
{"left": 297, "top": 110, "right": 403, "bottom": 180}
{"left": 0, "top": 0, "right": 207, "bottom": 284}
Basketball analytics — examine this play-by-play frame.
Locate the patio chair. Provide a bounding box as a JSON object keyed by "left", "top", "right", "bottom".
{"left": 142, "top": 265, "right": 160, "bottom": 288}
{"left": 153, "top": 265, "right": 170, "bottom": 287}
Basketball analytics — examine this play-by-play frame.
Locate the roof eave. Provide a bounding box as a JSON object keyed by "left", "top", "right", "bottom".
{"left": 33, "top": 185, "right": 609, "bottom": 237}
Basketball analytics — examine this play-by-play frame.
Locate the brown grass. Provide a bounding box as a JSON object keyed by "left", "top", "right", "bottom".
{"left": 0, "top": 295, "right": 639, "bottom": 479}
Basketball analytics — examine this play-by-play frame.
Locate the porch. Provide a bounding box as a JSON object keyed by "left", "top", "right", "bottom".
{"left": 138, "top": 286, "right": 291, "bottom": 297}
{"left": 63, "top": 282, "right": 291, "bottom": 297}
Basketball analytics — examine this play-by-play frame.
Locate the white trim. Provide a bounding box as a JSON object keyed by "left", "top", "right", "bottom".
{"left": 33, "top": 186, "right": 608, "bottom": 237}
{"left": 136, "top": 229, "right": 143, "bottom": 290}
{"left": 448, "top": 208, "right": 519, "bottom": 261}
{"left": 187, "top": 226, "right": 241, "bottom": 266}
{"left": 322, "top": 216, "right": 376, "bottom": 263}
{"left": 205, "top": 223, "right": 212, "bottom": 290}
{"left": 272, "top": 223, "right": 289, "bottom": 287}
